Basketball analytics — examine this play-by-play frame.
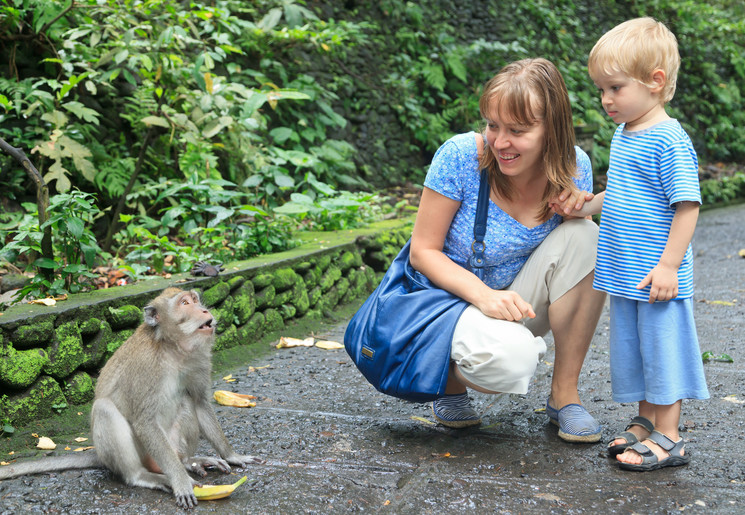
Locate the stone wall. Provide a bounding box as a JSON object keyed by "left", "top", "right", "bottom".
{"left": 0, "top": 219, "right": 413, "bottom": 428}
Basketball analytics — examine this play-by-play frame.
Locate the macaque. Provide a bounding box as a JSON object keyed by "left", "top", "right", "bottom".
{"left": 0, "top": 287, "right": 262, "bottom": 509}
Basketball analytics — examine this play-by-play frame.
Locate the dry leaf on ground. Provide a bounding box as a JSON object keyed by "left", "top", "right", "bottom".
{"left": 36, "top": 436, "right": 56, "bottom": 450}
{"left": 276, "top": 336, "right": 314, "bottom": 348}
{"left": 315, "top": 340, "right": 344, "bottom": 350}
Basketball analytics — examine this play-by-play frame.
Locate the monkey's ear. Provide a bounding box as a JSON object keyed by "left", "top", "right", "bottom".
{"left": 144, "top": 305, "right": 159, "bottom": 327}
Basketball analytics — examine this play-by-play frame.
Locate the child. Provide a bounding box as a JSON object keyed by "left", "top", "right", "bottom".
{"left": 572, "top": 17, "right": 709, "bottom": 470}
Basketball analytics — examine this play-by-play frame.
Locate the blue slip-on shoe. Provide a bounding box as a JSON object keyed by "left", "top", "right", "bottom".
{"left": 545, "top": 398, "right": 602, "bottom": 443}
{"left": 432, "top": 393, "right": 482, "bottom": 428}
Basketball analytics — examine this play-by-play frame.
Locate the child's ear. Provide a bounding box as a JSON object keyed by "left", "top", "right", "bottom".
{"left": 649, "top": 69, "right": 666, "bottom": 94}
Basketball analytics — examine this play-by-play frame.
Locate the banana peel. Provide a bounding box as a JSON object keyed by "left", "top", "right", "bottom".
{"left": 213, "top": 390, "right": 257, "bottom": 408}
{"left": 193, "top": 475, "right": 248, "bottom": 500}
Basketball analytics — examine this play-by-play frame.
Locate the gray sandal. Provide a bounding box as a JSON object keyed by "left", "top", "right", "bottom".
{"left": 608, "top": 415, "right": 654, "bottom": 457}
{"left": 618, "top": 430, "right": 691, "bottom": 471}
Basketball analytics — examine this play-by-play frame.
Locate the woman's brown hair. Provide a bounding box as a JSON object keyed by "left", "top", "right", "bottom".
{"left": 478, "top": 58, "right": 577, "bottom": 221}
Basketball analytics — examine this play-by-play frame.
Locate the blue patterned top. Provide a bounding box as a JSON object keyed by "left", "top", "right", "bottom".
{"left": 423, "top": 132, "right": 593, "bottom": 290}
{"left": 594, "top": 120, "right": 700, "bottom": 300}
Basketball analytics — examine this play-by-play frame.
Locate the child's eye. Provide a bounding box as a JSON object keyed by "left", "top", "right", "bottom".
{"left": 510, "top": 129, "right": 523, "bottom": 135}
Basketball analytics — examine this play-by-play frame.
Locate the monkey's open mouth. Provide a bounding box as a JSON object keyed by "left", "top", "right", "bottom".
{"left": 199, "top": 318, "right": 214, "bottom": 331}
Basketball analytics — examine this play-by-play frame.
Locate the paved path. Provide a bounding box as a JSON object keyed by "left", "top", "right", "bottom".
{"left": 1, "top": 204, "right": 744, "bottom": 514}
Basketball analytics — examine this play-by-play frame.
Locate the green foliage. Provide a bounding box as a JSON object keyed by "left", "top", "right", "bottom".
{"left": 700, "top": 173, "right": 745, "bottom": 206}
{"left": 3, "top": 190, "right": 103, "bottom": 301}
{"left": 701, "top": 351, "right": 734, "bottom": 363}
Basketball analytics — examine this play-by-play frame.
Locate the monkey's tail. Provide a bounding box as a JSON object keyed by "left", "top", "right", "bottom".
{"left": 0, "top": 450, "right": 102, "bottom": 480}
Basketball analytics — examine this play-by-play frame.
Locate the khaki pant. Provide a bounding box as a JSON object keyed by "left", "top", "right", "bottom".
{"left": 451, "top": 219, "right": 599, "bottom": 394}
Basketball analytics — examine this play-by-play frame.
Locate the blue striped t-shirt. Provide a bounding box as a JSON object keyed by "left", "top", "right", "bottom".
{"left": 594, "top": 120, "right": 700, "bottom": 300}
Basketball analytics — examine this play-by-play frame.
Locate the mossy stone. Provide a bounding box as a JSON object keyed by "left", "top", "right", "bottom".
{"left": 215, "top": 324, "right": 238, "bottom": 352}
{"left": 279, "top": 304, "right": 297, "bottom": 319}
{"left": 233, "top": 283, "right": 256, "bottom": 325}
{"left": 108, "top": 305, "right": 142, "bottom": 330}
{"left": 82, "top": 320, "right": 113, "bottom": 369}
{"left": 202, "top": 281, "right": 230, "bottom": 307}
{"left": 105, "top": 328, "right": 135, "bottom": 362}
{"left": 241, "top": 312, "right": 265, "bottom": 341}
{"left": 11, "top": 317, "right": 55, "bottom": 349}
{"left": 252, "top": 273, "right": 274, "bottom": 289}
{"left": 63, "top": 371, "right": 95, "bottom": 405}
{"left": 2, "top": 375, "right": 67, "bottom": 427}
{"left": 339, "top": 251, "right": 358, "bottom": 271}
{"left": 316, "top": 254, "right": 332, "bottom": 271}
{"left": 44, "top": 321, "right": 86, "bottom": 380}
{"left": 303, "top": 266, "right": 322, "bottom": 288}
{"left": 293, "top": 261, "right": 312, "bottom": 273}
{"left": 79, "top": 317, "right": 101, "bottom": 337}
{"left": 255, "top": 285, "right": 275, "bottom": 310}
{"left": 264, "top": 309, "right": 283, "bottom": 332}
{"left": 0, "top": 346, "right": 49, "bottom": 389}
{"left": 227, "top": 275, "right": 245, "bottom": 290}
{"left": 271, "top": 267, "right": 298, "bottom": 292}
{"left": 291, "top": 278, "right": 310, "bottom": 316}
{"left": 273, "top": 288, "right": 294, "bottom": 308}
{"left": 319, "top": 265, "right": 342, "bottom": 292}
{"left": 308, "top": 286, "right": 322, "bottom": 308}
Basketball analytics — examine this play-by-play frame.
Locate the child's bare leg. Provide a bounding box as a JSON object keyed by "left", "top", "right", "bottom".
{"left": 617, "top": 400, "right": 683, "bottom": 465}
{"left": 610, "top": 400, "right": 655, "bottom": 448}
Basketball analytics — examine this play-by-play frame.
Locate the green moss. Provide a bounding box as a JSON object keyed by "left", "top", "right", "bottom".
{"left": 44, "top": 321, "right": 86, "bottom": 380}
{"left": 294, "top": 261, "right": 312, "bottom": 273}
{"left": 227, "top": 275, "right": 245, "bottom": 290}
{"left": 79, "top": 317, "right": 101, "bottom": 337}
{"left": 264, "top": 308, "right": 283, "bottom": 332}
{"left": 273, "top": 288, "right": 294, "bottom": 308}
{"left": 303, "top": 265, "right": 322, "bottom": 288}
{"left": 202, "top": 281, "right": 230, "bottom": 307}
{"left": 316, "top": 254, "right": 332, "bottom": 271}
{"left": 252, "top": 273, "right": 274, "bottom": 289}
{"left": 242, "top": 312, "right": 265, "bottom": 341}
{"left": 308, "top": 286, "right": 322, "bottom": 307}
{"left": 291, "top": 278, "right": 310, "bottom": 316}
{"left": 63, "top": 371, "right": 95, "bottom": 405}
{"left": 107, "top": 304, "right": 142, "bottom": 330}
{"left": 215, "top": 324, "right": 238, "bottom": 352}
{"left": 319, "top": 265, "right": 342, "bottom": 292}
{"left": 0, "top": 346, "right": 49, "bottom": 389}
{"left": 3, "top": 375, "right": 67, "bottom": 428}
{"left": 233, "top": 283, "right": 256, "bottom": 325}
{"left": 279, "top": 304, "right": 297, "bottom": 319}
{"left": 81, "top": 320, "right": 112, "bottom": 369}
{"left": 271, "top": 267, "right": 298, "bottom": 291}
{"left": 339, "top": 251, "right": 359, "bottom": 271}
{"left": 255, "top": 285, "right": 276, "bottom": 310}
{"left": 213, "top": 306, "right": 232, "bottom": 335}
{"left": 105, "top": 328, "right": 135, "bottom": 361}
{"left": 11, "top": 317, "right": 55, "bottom": 349}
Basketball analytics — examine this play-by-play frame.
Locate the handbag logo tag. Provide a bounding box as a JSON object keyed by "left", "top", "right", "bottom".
{"left": 361, "top": 346, "right": 374, "bottom": 359}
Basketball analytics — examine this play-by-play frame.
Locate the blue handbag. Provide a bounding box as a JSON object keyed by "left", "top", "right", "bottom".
{"left": 344, "top": 169, "right": 491, "bottom": 402}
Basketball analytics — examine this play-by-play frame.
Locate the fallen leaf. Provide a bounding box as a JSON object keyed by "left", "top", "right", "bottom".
{"left": 534, "top": 407, "right": 547, "bottom": 413}
{"left": 247, "top": 365, "right": 271, "bottom": 373}
{"left": 410, "top": 416, "right": 435, "bottom": 425}
{"left": 738, "top": 248, "right": 745, "bottom": 258}
{"left": 222, "top": 374, "right": 236, "bottom": 382}
{"left": 315, "top": 340, "right": 344, "bottom": 350}
{"left": 29, "top": 298, "right": 56, "bottom": 306}
{"left": 37, "top": 436, "right": 56, "bottom": 450}
{"left": 722, "top": 395, "right": 745, "bottom": 404}
{"left": 383, "top": 500, "right": 391, "bottom": 506}
{"left": 432, "top": 452, "right": 451, "bottom": 458}
{"left": 74, "top": 446, "right": 95, "bottom": 452}
{"left": 64, "top": 446, "right": 71, "bottom": 451}
{"left": 0, "top": 461, "right": 9, "bottom": 466}
{"left": 31, "top": 433, "right": 39, "bottom": 438}
{"left": 74, "top": 437, "right": 88, "bottom": 442}
{"left": 8, "top": 451, "right": 14, "bottom": 455}
{"left": 695, "top": 500, "right": 706, "bottom": 507}
{"left": 276, "top": 336, "right": 314, "bottom": 348}
{"left": 213, "top": 390, "right": 257, "bottom": 408}
{"left": 707, "top": 299, "right": 736, "bottom": 306}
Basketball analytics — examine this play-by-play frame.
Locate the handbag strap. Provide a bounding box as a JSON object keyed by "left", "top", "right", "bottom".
{"left": 469, "top": 133, "right": 491, "bottom": 279}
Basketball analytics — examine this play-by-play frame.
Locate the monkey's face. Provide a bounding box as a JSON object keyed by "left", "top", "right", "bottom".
{"left": 173, "top": 290, "right": 215, "bottom": 337}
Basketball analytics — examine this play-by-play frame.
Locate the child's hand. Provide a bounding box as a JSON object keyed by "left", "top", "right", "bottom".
{"left": 636, "top": 265, "right": 679, "bottom": 303}
{"left": 549, "top": 187, "right": 595, "bottom": 218}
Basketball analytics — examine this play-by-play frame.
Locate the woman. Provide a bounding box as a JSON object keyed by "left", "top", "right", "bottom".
{"left": 410, "top": 58, "right": 605, "bottom": 442}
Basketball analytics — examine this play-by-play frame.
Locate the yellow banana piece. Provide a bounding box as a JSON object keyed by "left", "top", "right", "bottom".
{"left": 213, "top": 390, "right": 257, "bottom": 408}
{"left": 193, "top": 475, "right": 248, "bottom": 500}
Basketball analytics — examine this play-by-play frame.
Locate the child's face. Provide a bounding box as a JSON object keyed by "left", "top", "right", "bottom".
{"left": 484, "top": 106, "right": 545, "bottom": 179}
{"left": 592, "top": 71, "right": 664, "bottom": 130}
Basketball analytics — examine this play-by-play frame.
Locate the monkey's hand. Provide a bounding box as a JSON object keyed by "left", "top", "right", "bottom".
{"left": 173, "top": 479, "right": 200, "bottom": 509}
{"left": 225, "top": 454, "right": 265, "bottom": 468}
{"left": 186, "top": 456, "right": 231, "bottom": 476}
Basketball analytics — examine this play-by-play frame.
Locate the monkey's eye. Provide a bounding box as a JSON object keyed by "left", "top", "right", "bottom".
{"left": 180, "top": 297, "right": 190, "bottom": 305}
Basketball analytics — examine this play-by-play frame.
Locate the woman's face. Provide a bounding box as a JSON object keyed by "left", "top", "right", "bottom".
{"left": 484, "top": 105, "right": 545, "bottom": 180}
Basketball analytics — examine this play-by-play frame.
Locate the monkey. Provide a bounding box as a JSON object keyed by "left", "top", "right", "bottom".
{"left": 0, "top": 287, "right": 262, "bottom": 509}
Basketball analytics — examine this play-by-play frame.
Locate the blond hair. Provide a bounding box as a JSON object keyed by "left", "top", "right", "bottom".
{"left": 588, "top": 17, "right": 680, "bottom": 103}
{"left": 478, "top": 58, "right": 577, "bottom": 222}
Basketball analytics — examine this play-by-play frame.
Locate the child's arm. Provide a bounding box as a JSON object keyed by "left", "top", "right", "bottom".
{"left": 636, "top": 201, "right": 699, "bottom": 303}
{"left": 551, "top": 190, "right": 605, "bottom": 218}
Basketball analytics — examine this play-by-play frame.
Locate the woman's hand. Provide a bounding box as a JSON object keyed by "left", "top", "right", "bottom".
{"left": 476, "top": 289, "right": 536, "bottom": 321}
{"left": 549, "top": 187, "right": 595, "bottom": 217}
